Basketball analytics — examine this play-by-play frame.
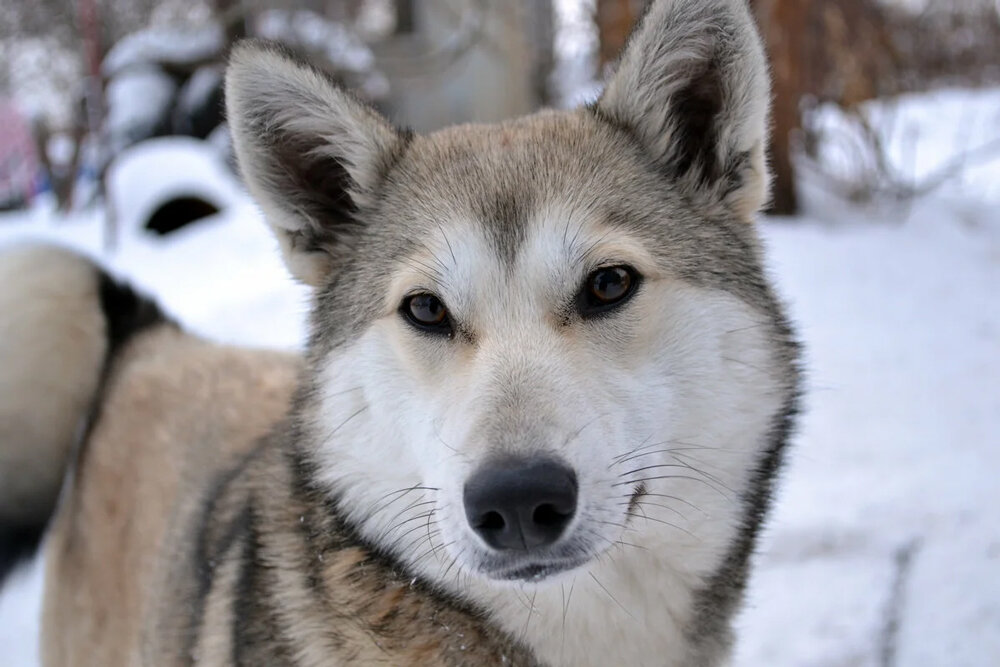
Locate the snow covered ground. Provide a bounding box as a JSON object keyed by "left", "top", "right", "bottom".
{"left": 1, "top": 89, "right": 998, "bottom": 666}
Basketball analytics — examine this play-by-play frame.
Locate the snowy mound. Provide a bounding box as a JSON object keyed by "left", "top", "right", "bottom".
{"left": 106, "top": 137, "right": 244, "bottom": 236}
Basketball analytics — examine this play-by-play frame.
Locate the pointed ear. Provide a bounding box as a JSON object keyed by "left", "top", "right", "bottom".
{"left": 225, "top": 41, "right": 410, "bottom": 285}
{"left": 596, "top": 0, "right": 771, "bottom": 219}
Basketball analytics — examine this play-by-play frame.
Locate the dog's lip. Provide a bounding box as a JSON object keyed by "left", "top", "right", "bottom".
{"left": 484, "top": 556, "right": 590, "bottom": 583}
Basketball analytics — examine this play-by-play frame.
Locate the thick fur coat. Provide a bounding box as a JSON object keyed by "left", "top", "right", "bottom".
{"left": 0, "top": 1, "right": 800, "bottom": 665}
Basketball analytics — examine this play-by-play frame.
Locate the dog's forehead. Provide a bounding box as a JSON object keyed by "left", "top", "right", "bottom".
{"left": 358, "top": 109, "right": 777, "bottom": 323}
{"left": 378, "top": 111, "right": 657, "bottom": 272}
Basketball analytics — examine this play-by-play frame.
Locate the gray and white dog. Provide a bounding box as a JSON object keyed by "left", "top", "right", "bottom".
{"left": 0, "top": 0, "right": 799, "bottom": 664}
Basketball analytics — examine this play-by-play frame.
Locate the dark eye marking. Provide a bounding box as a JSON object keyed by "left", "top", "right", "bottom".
{"left": 577, "top": 265, "right": 641, "bottom": 318}
{"left": 400, "top": 293, "right": 453, "bottom": 336}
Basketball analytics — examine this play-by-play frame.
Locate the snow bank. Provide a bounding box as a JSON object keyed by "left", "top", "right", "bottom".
{"left": 734, "top": 197, "right": 1000, "bottom": 666}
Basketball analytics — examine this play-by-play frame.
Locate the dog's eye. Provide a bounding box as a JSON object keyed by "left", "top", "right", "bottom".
{"left": 401, "top": 293, "right": 452, "bottom": 335}
{"left": 578, "top": 265, "right": 640, "bottom": 317}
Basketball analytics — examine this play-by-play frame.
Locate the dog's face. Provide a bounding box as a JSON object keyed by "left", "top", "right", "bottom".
{"left": 226, "top": 0, "right": 796, "bottom": 592}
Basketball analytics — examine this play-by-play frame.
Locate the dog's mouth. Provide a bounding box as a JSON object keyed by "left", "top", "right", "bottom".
{"left": 484, "top": 555, "right": 591, "bottom": 583}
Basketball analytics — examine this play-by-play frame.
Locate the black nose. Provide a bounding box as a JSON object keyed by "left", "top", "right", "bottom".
{"left": 463, "top": 458, "right": 577, "bottom": 551}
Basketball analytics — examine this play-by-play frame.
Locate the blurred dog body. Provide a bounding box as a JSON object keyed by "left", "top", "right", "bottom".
{"left": 0, "top": 1, "right": 800, "bottom": 665}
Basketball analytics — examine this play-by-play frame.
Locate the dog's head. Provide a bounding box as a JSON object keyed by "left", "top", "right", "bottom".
{"left": 227, "top": 0, "right": 796, "bottom": 590}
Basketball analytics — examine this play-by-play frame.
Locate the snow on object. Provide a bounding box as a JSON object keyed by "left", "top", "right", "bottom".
{"left": 105, "top": 66, "right": 177, "bottom": 155}
{"left": 256, "top": 10, "right": 373, "bottom": 72}
{"left": 254, "top": 10, "right": 388, "bottom": 100}
{"left": 106, "top": 136, "right": 244, "bottom": 237}
{"left": 804, "top": 87, "right": 1000, "bottom": 204}
{"left": 101, "top": 24, "right": 224, "bottom": 78}
{"left": 205, "top": 123, "right": 234, "bottom": 166}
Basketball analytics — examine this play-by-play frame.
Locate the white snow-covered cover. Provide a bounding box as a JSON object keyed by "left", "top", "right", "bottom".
{"left": 254, "top": 9, "right": 389, "bottom": 100}
{"left": 102, "top": 24, "right": 224, "bottom": 78}
{"left": 104, "top": 66, "right": 177, "bottom": 155}
{"left": 106, "top": 136, "right": 245, "bottom": 235}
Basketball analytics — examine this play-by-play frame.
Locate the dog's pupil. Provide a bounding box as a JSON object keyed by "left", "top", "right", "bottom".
{"left": 593, "top": 268, "right": 629, "bottom": 302}
{"left": 410, "top": 294, "right": 445, "bottom": 323}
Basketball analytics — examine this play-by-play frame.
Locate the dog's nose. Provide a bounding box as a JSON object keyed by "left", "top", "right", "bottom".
{"left": 463, "top": 458, "right": 577, "bottom": 551}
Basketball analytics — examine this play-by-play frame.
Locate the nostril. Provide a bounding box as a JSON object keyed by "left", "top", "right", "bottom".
{"left": 477, "top": 511, "right": 506, "bottom": 531}
{"left": 532, "top": 503, "right": 572, "bottom": 527}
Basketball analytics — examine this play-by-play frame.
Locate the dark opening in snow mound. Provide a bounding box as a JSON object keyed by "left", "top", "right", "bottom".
{"left": 145, "top": 195, "right": 220, "bottom": 236}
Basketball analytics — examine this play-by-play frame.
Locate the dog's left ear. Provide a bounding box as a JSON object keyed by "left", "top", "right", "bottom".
{"left": 226, "top": 41, "right": 409, "bottom": 286}
{"left": 596, "top": 0, "right": 771, "bottom": 220}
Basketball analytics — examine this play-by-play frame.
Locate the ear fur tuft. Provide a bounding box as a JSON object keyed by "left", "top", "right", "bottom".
{"left": 225, "top": 40, "right": 409, "bottom": 285}
{"left": 596, "top": 0, "right": 771, "bottom": 219}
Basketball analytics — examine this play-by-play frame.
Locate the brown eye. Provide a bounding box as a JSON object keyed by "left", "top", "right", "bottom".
{"left": 401, "top": 293, "right": 452, "bottom": 335}
{"left": 579, "top": 265, "right": 640, "bottom": 317}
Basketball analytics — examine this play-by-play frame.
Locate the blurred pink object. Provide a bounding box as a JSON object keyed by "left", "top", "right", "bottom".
{"left": 0, "top": 100, "right": 39, "bottom": 210}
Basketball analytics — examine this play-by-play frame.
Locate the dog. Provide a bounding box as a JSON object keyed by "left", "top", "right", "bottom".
{"left": 0, "top": 0, "right": 800, "bottom": 664}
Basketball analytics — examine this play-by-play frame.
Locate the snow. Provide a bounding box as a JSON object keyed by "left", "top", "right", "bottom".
{"left": 807, "top": 87, "right": 1000, "bottom": 204}
{"left": 552, "top": 0, "right": 603, "bottom": 108}
{"left": 254, "top": 10, "right": 390, "bottom": 100}
{"left": 735, "top": 194, "right": 1000, "bottom": 666}
{"left": 104, "top": 66, "right": 178, "bottom": 155}
{"left": 1, "top": 88, "right": 999, "bottom": 665}
{"left": 101, "top": 24, "right": 224, "bottom": 78}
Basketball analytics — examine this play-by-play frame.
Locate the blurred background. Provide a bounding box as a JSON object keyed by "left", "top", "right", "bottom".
{"left": 0, "top": 0, "right": 998, "bottom": 665}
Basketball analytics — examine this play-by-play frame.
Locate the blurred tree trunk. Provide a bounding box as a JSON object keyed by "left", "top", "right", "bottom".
{"left": 597, "top": 0, "right": 642, "bottom": 68}
{"left": 394, "top": 0, "right": 416, "bottom": 34}
{"left": 749, "top": 0, "right": 806, "bottom": 216}
{"left": 528, "top": 0, "right": 555, "bottom": 107}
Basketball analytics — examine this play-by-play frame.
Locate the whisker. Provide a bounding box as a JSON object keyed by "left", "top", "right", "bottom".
{"left": 369, "top": 486, "right": 438, "bottom": 518}
{"left": 617, "top": 462, "right": 706, "bottom": 478}
{"left": 321, "top": 405, "right": 369, "bottom": 441}
{"left": 609, "top": 434, "right": 658, "bottom": 466}
{"left": 411, "top": 539, "right": 455, "bottom": 569}
{"left": 618, "top": 499, "right": 686, "bottom": 519}
{"left": 323, "top": 385, "right": 365, "bottom": 399}
{"left": 436, "top": 222, "right": 458, "bottom": 267}
{"left": 588, "top": 572, "right": 635, "bottom": 620}
{"left": 630, "top": 492, "right": 709, "bottom": 515}
{"left": 521, "top": 588, "right": 538, "bottom": 641}
{"left": 384, "top": 513, "right": 439, "bottom": 552}
{"left": 662, "top": 455, "right": 735, "bottom": 494}
{"left": 612, "top": 474, "right": 732, "bottom": 500}
{"left": 374, "top": 498, "right": 436, "bottom": 540}
{"left": 624, "top": 511, "right": 699, "bottom": 540}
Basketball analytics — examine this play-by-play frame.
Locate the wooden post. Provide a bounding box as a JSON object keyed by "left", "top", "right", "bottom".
{"left": 596, "top": 0, "right": 641, "bottom": 68}
{"left": 750, "top": 0, "right": 806, "bottom": 215}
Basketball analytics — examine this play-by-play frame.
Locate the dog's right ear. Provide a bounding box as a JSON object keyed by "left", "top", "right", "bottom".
{"left": 226, "top": 41, "right": 409, "bottom": 286}
{"left": 595, "top": 0, "right": 771, "bottom": 220}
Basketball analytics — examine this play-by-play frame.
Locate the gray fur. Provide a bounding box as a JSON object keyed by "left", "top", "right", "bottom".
{"left": 225, "top": 41, "right": 412, "bottom": 286}
{"left": 225, "top": 1, "right": 800, "bottom": 663}
{"left": 0, "top": 1, "right": 800, "bottom": 665}
{"left": 597, "top": 0, "right": 772, "bottom": 218}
